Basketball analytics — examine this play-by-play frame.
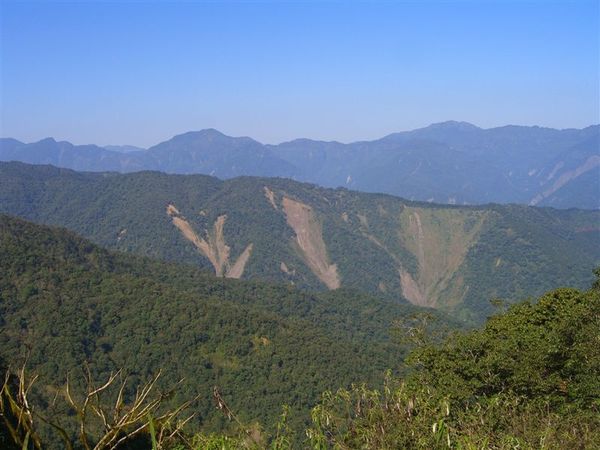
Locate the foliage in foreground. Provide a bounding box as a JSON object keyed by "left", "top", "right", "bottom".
{"left": 2, "top": 275, "right": 599, "bottom": 449}
{"left": 305, "top": 276, "right": 600, "bottom": 449}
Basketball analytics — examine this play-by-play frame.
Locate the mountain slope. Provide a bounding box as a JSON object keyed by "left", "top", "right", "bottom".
{"left": 1, "top": 214, "right": 435, "bottom": 440}
{"left": 0, "top": 137, "right": 149, "bottom": 172}
{"left": 1, "top": 162, "right": 598, "bottom": 323}
{"left": 147, "top": 129, "right": 298, "bottom": 178}
{"left": 530, "top": 133, "right": 600, "bottom": 209}
{"left": 2, "top": 122, "right": 597, "bottom": 208}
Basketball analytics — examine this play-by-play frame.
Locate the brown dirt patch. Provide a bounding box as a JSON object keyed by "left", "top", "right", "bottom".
{"left": 530, "top": 155, "right": 600, "bottom": 205}
{"left": 398, "top": 269, "right": 429, "bottom": 307}
{"left": 212, "top": 215, "right": 230, "bottom": 275}
{"left": 398, "top": 207, "right": 487, "bottom": 308}
{"left": 280, "top": 261, "right": 295, "bottom": 275}
{"left": 263, "top": 186, "right": 278, "bottom": 209}
{"left": 166, "top": 204, "right": 180, "bottom": 216}
{"left": 227, "top": 243, "right": 253, "bottom": 279}
{"left": 282, "top": 197, "right": 340, "bottom": 289}
{"left": 166, "top": 204, "right": 252, "bottom": 278}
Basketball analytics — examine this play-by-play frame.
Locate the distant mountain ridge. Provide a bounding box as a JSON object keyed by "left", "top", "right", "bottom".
{"left": 1, "top": 122, "right": 598, "bottom": 208}
{"left": 103, "top": 144, "right": 146, "bottom": 153}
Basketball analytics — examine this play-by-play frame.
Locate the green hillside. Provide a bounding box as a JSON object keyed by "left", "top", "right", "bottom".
{"left": 303, "top": 279, "right": 600, "bottom": 449}
{"left": 1, "top": 162, "right": 598, "bottom": 323}
{"left": 2, "top": 217, "right": 597, "bottom": 448}
{"left": 0, "top": 214, "right": 446, "bottom": 444}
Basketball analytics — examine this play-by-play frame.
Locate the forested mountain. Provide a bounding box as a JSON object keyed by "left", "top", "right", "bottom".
{"left": 0, "top": 137, "right": 148, "bottom": 173}
{"left": 2, "top": 122, "right": 598, "bottom": 208}
{"left": 0, "top": 214, "right": 439, "bottom": 444}
{"left": 1, "top": 216, "right": 597, "bottom": 448}
{"left": 1, "top": 162, "right": 598, "bottom": 323}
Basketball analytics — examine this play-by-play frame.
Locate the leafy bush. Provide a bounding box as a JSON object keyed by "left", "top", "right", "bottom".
{"left": 305, "top": 278, "right": 600, "bottom": 448}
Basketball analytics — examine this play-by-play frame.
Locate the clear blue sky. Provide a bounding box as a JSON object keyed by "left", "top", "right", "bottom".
{"left": 1, "top": 0, "right": 598, "bottom": 147}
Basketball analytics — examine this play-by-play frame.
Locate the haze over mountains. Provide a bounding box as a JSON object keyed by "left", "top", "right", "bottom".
{"left": 2, "top": 121, "right": 598, "bottom": 209}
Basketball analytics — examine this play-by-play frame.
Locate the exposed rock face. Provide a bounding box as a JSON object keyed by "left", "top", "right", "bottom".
{"left": 530, "top": 156, "right": 600, "bottom": 205}
{"left": 166, "top": 204, "right": 252, "bottom": 278}
{"left": 264, "top": 186, "right": 278, "bottom": 209}
{"left": 398, "top": 207, "right": 486, "bottom": 308}
{"left": 281, "top": 197, "right": 340, "bottom": 290}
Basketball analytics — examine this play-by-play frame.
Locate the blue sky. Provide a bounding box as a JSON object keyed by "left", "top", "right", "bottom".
{"left": 1, "top": 0, "right": 598, "bottom": 147}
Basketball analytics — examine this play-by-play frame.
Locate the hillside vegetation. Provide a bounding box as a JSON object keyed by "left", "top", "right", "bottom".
{"left": 0, "top": 214, "right": 448, "bottom": 445}
{"left": 1, "top": 162, "right": 598, "bottom": 323}
{"left": 1, "top": 217, "right": 597, "bottom": 448}
{"left": 301, "top": 277, "right": 600, "bottom": 449}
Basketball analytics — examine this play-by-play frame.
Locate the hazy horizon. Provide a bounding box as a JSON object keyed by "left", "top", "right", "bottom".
{"left": 1, "top": 1, "right": 598, "bottom": 147}
{"left": 2, "top": 120, "right": 600, "bottom": 149}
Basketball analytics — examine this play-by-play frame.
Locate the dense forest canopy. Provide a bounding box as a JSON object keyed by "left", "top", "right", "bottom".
{"left": 1, "top": 215, "right": 597, "bottom": 448}
{"left": 0, "top": 214, "right": 453, "bottom": 447}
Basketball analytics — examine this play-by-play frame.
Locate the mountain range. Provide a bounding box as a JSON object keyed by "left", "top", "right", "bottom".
{"left": 1, "top": 121, "right": 598, "bottom": 209}
{"left": 1, "top": 161, "right": 598, "bottom": 323}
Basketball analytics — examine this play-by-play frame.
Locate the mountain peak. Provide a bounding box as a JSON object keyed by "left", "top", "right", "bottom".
{"left": 427, "top": 121, "right": 480, "bottom": 131}
{"left": 175, "top": 129, "right": 227, "bottom": 140}
{"left": 36, "top": 137, "right": 58, "bottom": 144}
{"left": 159, "top": 129, "right": 263, "bottom": 150}
{"left": 197, "top": 128, "right": 226, "bottom": 138}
